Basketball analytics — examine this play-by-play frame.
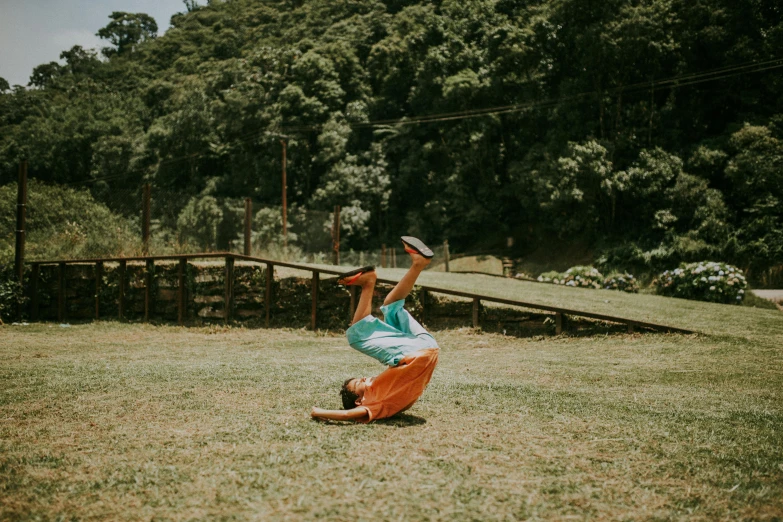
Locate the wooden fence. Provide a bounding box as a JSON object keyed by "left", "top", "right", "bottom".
{"left": 27, "top": 252, "right": 694, "bottom": 334}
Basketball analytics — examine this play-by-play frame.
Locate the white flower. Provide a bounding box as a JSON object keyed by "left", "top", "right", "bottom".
{"left": 701, "top": 277, "right": 707, "bottom": 282}
{"left": 709, "top": 286, "right": 716, "bottom": 291}
{"left": 739, "top": 289, "right": 744, "bottom": 294}
{"left": 719, "top": 270, "right": 725, "bottom": 276}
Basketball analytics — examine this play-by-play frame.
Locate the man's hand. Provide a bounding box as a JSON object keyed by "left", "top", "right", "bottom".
{"left": 310, "top": 406, "right": 368, "bottom": 422}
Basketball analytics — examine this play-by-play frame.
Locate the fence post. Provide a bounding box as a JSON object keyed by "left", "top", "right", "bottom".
{"left": 58, "top": 262, "right": 66, "bottom": 323}
{"left": 142, "top": 183, "right": 151, "bottom": 255}
{"left": 30, "top": 263, "right": 39, "bottom": 321}
{"left": 265, "top": 263, "right": 273, "bottom": 327}
{"left": 381, "top": 244, "right": 386, "bottom": 268}
{"left": 178, "top": 258, "right": 187, "bottom": 326}
{"left": 144, "top": 259, "right": 154, "bottom": 322}
{"left": 472, "top": 297, "right": 480, "bottom": 328}
{"left": 224, "top": 256, "right": 234, "bottom": 324}
{"left": 627, "top": 322, "right": 635, "bottom": 334}
{"left": 443, "top": 240, "right": 450, "bottom": 272}
{"left": 118, "top": 259, "right": 126, "bottom": 320}
{"left": 311, "top": 271, "right": 319, "bottom": 330}
{"left": 332, "top": 205, "right": 341, "bottom": 265}
{"left": 555, "top": 312, "right": 563, "bottom": 335}
{"left": 95, "top": 261, "right": 103, "bottom": 320}
{"left": 244, "top": 198, "right": 252, "bottom": 256}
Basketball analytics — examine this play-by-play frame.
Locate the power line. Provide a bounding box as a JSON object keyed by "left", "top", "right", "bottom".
{"left": 141, "top": 56, "right": 783, "bottom": 170}
{"left": 61, "top": 173, "right": 130, "bottom": 186}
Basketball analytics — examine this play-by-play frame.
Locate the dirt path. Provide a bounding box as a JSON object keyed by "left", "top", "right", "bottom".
{"left": 751, "top": 290, "right": 783, "bottom": 303}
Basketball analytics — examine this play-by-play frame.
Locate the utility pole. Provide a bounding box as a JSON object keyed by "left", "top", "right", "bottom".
{"left": 142, "top": 183, "right": 151, "bottom": 255}
{"left": 332, "top": 205, "right": 341, "bottom": 265}
{"left": 280, "top": 139, "right": 287, "bottom": 249}
{"left": 244, "top": 198, "right": 252, "bottom": 256}
{"left": 15, "top": 160, "right": 28, "bottom": 287}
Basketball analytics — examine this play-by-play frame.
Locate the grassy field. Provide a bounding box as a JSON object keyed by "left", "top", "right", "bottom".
{"left": 292, "top": 265, "right": 783, "bottom": 338}
{"left": 2, "top": 314, "right": 782, "bottom": 520}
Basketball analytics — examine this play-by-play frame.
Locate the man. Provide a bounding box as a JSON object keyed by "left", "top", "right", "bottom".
{"left": 311, "top": 236, "right": 439, "bottom": 423}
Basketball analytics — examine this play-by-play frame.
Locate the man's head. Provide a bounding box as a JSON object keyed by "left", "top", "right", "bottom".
{"left": 340, "top": 376, "right": 369, "bottom": 409}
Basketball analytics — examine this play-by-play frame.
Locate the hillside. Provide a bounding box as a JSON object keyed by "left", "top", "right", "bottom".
{"left": 0, "top": 0, "right": 781, "bottom": 284}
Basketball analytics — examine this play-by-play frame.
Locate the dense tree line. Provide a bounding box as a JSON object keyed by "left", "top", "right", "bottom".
{"left": 1, "top": 0, "right": 781, "bottom": 284}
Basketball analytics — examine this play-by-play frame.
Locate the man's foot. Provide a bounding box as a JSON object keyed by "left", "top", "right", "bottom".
{"left": 401, "top": 236, "right": 433, "bottom": 267}
{"left": 337, "top": 266, "right": 376, "bottom": 286}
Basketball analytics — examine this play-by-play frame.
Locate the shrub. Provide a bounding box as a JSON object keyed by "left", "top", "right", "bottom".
{"left": 603, "top": 272, "right": 639, "bottom": 293}
{"left": 177, "top": 194, "right": 223, "bottom": 251}
{"left": 654, "top": 261, "right": 747, "bottom": 304}
{"left": 560, "top": 266, "right": 604, "bottom": 289}
{"left": 0, "top": 181, "right": 141, "bottom": 263}
{"left": 539, "top": 266, "right": 640, "bottom": 293}
{"left": 0, "top": 263, "right": 26, "bottom": 323}
{"left": 537, "top": 270, "right": 562, "bottom": 284}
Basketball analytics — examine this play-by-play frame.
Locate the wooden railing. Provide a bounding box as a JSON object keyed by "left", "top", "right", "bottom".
{"left": 28, "top": 252, "right": 694, "bottom": 334}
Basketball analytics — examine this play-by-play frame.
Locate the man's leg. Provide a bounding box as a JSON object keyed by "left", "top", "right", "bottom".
{"left": 383, "top": 249, "right": 431, "bottom": 305}
{"left": 340, "top": 271, "right": 377, "bottom": 325}
{"left": 343, "top": 270, "right": 407, "bottom": 366}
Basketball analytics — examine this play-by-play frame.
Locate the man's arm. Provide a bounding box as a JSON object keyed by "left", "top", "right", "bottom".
{"left": 311, "top": 406, "right": 368, "bottom": 422}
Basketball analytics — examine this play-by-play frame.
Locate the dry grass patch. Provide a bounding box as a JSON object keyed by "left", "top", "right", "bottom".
{"left": 1, "top": 323, "right": 782, "bottom": 520}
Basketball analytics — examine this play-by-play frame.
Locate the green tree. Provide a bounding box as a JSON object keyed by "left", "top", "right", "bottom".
{"left": 29, "top": 62, "right": 63, "bottom": 88}
{"left": 176, "top": 194, "right": 223, "bottom": 250}
{"left": 724, "top": 122, "right": 783, "bottom": 276}
{"left": 1, "top": 0, "right": 781, "bottom": 281}
{"left": 97, "top": 12, "right": 158, "bottom": 56}
{"left": 0, "top": 180, "right": 140, "bottom": 263}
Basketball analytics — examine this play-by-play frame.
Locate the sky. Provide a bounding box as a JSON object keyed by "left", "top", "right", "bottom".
{"left": 0, "top": 0, "right": 187, "bottom": 87}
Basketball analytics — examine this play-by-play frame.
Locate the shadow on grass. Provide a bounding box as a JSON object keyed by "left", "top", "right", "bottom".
{"left": 373, "top": 413, "right": 427, "bottom": 427}
{"left": 313, "top": 413, "right": 427, "bottom": 427}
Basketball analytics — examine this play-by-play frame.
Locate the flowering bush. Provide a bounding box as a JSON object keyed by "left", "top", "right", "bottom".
{"left": 538, "top": 266, "right": 604, "bottom": 288}
{"left": 654, "top": 261, "right": 747, "bottom": 304}
{"left": 603, "top": 272, "right": 639, "bottom": 293}
{"left": 560, "top": 266, "right": 604, "bottom": 289}
{"left": 537, "top": 271, "right": 563, "bottom": 284}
